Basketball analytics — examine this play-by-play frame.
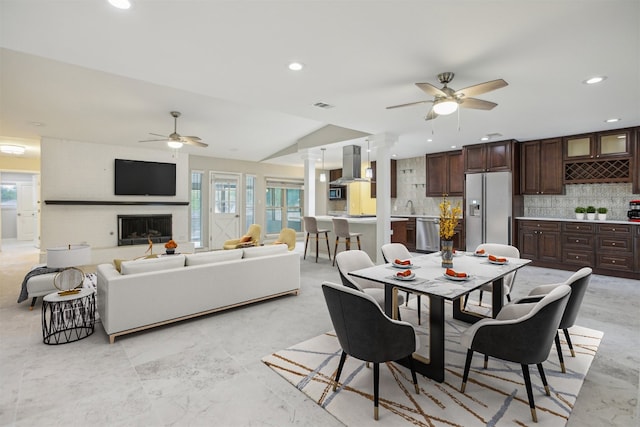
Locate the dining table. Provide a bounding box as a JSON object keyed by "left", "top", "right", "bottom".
{"left": 348, "top": 251, "right": 531, "bottom": 382}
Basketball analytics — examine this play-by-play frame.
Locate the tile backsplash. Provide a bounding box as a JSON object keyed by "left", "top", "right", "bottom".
{"left": 393, "top": 156, "right": 634, "bottom": 220}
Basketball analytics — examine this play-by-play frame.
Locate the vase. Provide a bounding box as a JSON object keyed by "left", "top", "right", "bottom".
{"left": 165, "top": 249, "right": 175, "bottom": 255}
{"left": 598, "top": 213, "right": 607, "bottom": 221}
{"left": 586, "top": 213, "right": 596, "bottom": 220}
{"left": 441, "top": 239, "right": 454, "bottom": 268}
{"left": 575, "top": 213, "right": 585, "bottom": 220}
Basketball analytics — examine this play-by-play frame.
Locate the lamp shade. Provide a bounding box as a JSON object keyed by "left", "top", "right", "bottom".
{"left": 47, "top": 244, "right": 91, "bottom": 268}
{"left": 433, "top": 99, "right": 458, "bottom": 115}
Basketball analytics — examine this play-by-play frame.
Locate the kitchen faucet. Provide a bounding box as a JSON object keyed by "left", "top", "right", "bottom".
{"left": 406, "top": 200, "right": 415, "bottom": 214}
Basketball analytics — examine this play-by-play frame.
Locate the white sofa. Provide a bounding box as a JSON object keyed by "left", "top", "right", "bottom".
{"left": 96, "top": 244, "right": 300, "bottom": 343}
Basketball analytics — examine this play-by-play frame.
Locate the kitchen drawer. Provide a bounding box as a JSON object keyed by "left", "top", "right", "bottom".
{"left": 563, "top": 222, "right": 595, "bottom": 233}
{"left": 597, "top": 224, "right": 632, "bottom": 234}
{"left": 563, "top": 234, "right": 595, "bottom": 248}
{"left": 563, "top": 249, "right": 594, "bottom": 266}
{"left": 597, "top": 236, "right": 632, "bottom": 252}
{"left": 519, "top": 220, "right": 560, "bottom": 232}
{"left": 596, "top": 253, "right": 634, "bottom": 272}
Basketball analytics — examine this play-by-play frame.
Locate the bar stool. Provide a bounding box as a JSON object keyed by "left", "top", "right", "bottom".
{"left": 332, "top": 217, "right": 362, "bottom": 266}
{"left": 303, "top": 216, "right": 331, "bottom": 262}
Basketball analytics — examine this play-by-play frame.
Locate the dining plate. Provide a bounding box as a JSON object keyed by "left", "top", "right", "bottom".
{"left": 473, "top": 252, "right": 488, "bottom": 257}
{"left": 394, "top": 273, "right": 416, "bottom": 281}
{"left": 392, "top": 262, "right": 413, "bottom": 269}
{"left": 488, "top": 259, "right": 509, "bottom": 265}
{"left": 443, "top": 273, "right": 471, "bottom": 281}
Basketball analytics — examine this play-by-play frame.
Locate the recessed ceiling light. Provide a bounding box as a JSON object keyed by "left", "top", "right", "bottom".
{"left": 605, "top": 118, "right": 620, "bottom": 123}
{"left": 451, "top": 145, "right": 457, "bottom": 149}
{"left": 108, "top": 0, "right": 131, "bottom": 9}
{"left": 426, "top": 138, "right": 433, "bottom": 142}
{"left": 480, "top": 136, "right": 490, "bottom": 141}
{"left": 288, "top": 62, "right": 304, "bottom": 71}
{"left": 28, "top": 121, "right": 44, "bottom": 127}
{"left": 0, "top": 145, "right": 26, "bottom": 155}
{"left": 583, "top": 76, "right": 606, "bottom": 85}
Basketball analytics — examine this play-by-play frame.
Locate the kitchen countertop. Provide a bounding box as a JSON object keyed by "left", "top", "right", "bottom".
{"left": 316, "top": 215, "right": 408, "bottom": 223}
{"left": 516, "top": 216, "right": 639, "bottom": 226}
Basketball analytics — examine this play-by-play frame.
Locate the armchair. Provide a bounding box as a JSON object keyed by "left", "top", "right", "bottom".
{"left": 272, "top": 228, "right": 296, "bottom": 251}
{"left": 321, "top": 281, "right": 419, "bottom": 420}
{"left": 459, "top": 284, "right": 571, "bottom": 422}
{"left": 222, "top": 224, "right": 261, "bottom": 249}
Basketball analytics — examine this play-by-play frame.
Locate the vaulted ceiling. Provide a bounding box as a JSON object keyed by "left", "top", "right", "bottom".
{"left": 1, "top": 1, "right": 638, "bottom": 168}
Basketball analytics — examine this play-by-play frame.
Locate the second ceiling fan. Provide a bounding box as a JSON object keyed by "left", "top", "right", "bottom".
{"left": 387, "top": 72, "right": 508, "bottom": 120}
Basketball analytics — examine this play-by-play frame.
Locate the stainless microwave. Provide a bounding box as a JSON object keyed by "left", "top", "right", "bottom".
{"left": 329, "top": 187, "right": 343, "bottom": 200}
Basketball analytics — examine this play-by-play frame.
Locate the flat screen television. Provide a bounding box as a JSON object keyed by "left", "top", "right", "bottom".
{"left": 114, "top": 159, "right": 176, "bottom": 196}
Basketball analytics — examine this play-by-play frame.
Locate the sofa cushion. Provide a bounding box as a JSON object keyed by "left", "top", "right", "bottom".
{"left": 242, "top": 244, "right": 287, "bottom": 259}
{"left": 185, "top": 249, "right": 243, "bottom": 266}
{"left": 120, "top": 254, "right": 186, "bottom": 275}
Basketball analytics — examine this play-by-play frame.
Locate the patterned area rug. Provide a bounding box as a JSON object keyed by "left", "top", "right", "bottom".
{"left": 263, "top": 301, "right": 602, "bottom": 426}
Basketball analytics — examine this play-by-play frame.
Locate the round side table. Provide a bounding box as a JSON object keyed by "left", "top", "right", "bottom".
{"left": 42, "top": 287, "right": 96, "bottom": 345}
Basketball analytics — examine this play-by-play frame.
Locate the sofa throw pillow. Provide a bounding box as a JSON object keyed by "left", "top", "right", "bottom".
{"left": 120, "top": 254, "right": 186, "bottom": 275}
{"left": 242, "top": 244, "right": 287, "bottom": 259}
{"left": 185, "top": 249, "right": 243, "bottom": 266}
{"left": 240, "top": 235, "right": 252, "bottom": 243}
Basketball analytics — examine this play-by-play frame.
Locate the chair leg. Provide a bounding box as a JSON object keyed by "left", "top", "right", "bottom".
{"left": 346, "top": 237, "right": 351, "bottom": 251}
{"left": 417, "top": 296, "right": 421, "bottom": 325}
{"left": 356, "top": 235, "right": 361, "bottom": 250}
{"left": 563, "top": 328, "right": 575, "bottom": 357}
{"left": 537, "top": 363, "right": 550, "bottom": 396}
{"left": 324, "top": 232, "right": 332, "bottom": 262}
{"left": 521, "top": 364, "right": 538, "bottom": 423}
{"left": 315, "top": 233, "right": 319, "bottom": 262}
{"left": 30, "top": 296, "right": 37, "bottom": 310}
{"left": 461, "top": 349, "right": 473, "bottom": 393}
{"left": 407, "top": 356, "right": 419, "bottom": 394}
{"left": 333, "top": 351, "right": 348, "bottom": 391}
{"left": 484, "top": 354, "right": 489, "bottom": 369}
{"left": 478, "top": 290, "right": 484, "bottom": 306}
{"left": 333, "top": 237, "right": 339, "bottom": 266}
{"left": 373, "top": 362, "right": 380, "bottom": 420}
{"left": 463, "top": 293, "right": 469, "bottom": 309}
{"left": 555, "top": 331, "right": 566, "bottom": 373}
{"left": 303, "top": 233, "right": 310, "bottom": 259}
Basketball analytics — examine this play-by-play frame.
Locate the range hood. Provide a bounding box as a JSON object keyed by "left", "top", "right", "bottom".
{"left": 329, "top": 145, "right": 370, "bottom": 185}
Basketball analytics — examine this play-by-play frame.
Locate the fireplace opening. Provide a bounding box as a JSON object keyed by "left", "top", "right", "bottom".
{"left": 118, "top": 214, "right": 172, "bottom": 246}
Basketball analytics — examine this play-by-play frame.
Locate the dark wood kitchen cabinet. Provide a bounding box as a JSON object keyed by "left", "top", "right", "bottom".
{"left": 595, "top": 223, "right": 634, "bottom": 272}
{"left": 520, "top": 138, "right": 563, "bottom": 195}
{"left": 405, "top": 217, "right": 416, "bottom": 251}
{"left": 562, "top": 222, "right": 595, "bottom": 267}
{"left": 370, "top": 159, "right": 397, "bottom": 198}
{"left": 464, "top": 140, "right": 515, "bottom": 173}
{"left": 634, "top": 127, "right": 640, "bottom": 194}
{"left": 517, "top": 220, "right": 561, "bottom": 263}
{"left": 564, "top": 130, "right": 631, "bottom": 160}
{"left": 425, "top": 150, "right": 463, "bottom": 197}
{"left": 391, "top": 219, "right": 407, "bottom": 246}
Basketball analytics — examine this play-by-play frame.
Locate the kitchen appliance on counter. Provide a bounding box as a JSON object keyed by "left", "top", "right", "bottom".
{"left": 465, "top": 171, "right": 513, "bottom": 250}
{"left": 628, "top": 200, "right": 640, "bottom": 222}
{"left": 329, "top": 187, "right": 344, "bottom": 200}
{"left": 416, "top": 217, "right": 440, "bottom": 253}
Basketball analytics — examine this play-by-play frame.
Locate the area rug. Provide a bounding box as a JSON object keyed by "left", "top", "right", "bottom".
{"left": 262, "top": 302, "right": 603, "bottom": 426}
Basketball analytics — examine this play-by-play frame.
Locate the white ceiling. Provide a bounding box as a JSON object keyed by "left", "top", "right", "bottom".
{"left": 1, "top": 1, "right": 638, "bottom": 169}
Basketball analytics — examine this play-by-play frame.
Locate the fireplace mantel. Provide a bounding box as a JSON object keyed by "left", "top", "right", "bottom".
{"left": 44, "top": 200, "right": 189, "bottom": 206}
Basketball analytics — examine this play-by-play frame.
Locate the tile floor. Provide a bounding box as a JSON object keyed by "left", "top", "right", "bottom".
{"left": 0, "top": 240, "right": 638, "bottom": 426}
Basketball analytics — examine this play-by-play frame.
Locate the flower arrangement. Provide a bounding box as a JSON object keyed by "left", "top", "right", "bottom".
{"left": 164, "top": 239, "right": 178, "bottom": 249}
{"left": 439, "top": 195, "right": 462, "bottom": 240}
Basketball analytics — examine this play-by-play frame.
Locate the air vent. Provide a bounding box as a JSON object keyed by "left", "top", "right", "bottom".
{"left": 313, "top": 102, "right": 335, "bottom": 109}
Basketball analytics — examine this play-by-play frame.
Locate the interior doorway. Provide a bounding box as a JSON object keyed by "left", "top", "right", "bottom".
{"left": 209, "top": 172, "right": 241, "bottom": 249}
{"left": 1, "top": 172, "right": 40, "bottom": 251}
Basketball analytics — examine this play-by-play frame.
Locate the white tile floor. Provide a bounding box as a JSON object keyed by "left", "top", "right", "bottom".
{"left": 1, "top": 240, "right": 638, "bottom": 426}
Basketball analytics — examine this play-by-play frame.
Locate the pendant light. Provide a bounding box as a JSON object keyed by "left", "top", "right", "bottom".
{"left": 365, "top": 140, "right": 373, "bottom": 179}
{"left": 319, "top": 148, "right": 327, "bottom": 182}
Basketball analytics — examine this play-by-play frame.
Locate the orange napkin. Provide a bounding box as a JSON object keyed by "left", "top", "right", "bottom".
{"left": 475, "top": 249, "right": 485, "bottom": 255}
{"left": 394, "top": 258, "right": 411, "bottom": 265}
{"left": 489, "top": 254, "right": 507, "bottom": 262}
{"left": 396, "top": 269, "right": 413, "bottom": 277}
{"left": 445, "top": 268, "right": 467, "bottom": 278}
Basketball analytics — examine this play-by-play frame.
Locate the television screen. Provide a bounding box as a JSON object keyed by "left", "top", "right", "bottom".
{"left": 114, "top": 159, "right": 176, "bottom": 196}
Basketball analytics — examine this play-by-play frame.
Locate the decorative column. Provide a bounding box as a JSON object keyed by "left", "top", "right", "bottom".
{"left": 302, "top": 152, "right": 320, "bottom": 216}
{"left": 370, "top": 133, "right": 397, "bottom": 263}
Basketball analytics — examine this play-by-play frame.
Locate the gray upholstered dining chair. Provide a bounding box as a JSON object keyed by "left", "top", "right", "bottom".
{"left": 465, "top": 243, "right": 521, "bottom": 308}
{"left": 335, "top": 250, "right": 404, "bottom": 318}
{"left": 380, "top": 243, "right": 422, "bottom": 325}
{"left": 520, "top": 267, "right": 592, "bottom": 373}
{"left": 302, "top": 216, "right": 331, "bottom": 263}
{"left": 331, "top": 217, "right": 362, "bottom": 265}
{"left": 321, "top": 281, "right": 419, "bottom": 420}
{"left": 459, "top": 284, "right": 571, "bottom": 423}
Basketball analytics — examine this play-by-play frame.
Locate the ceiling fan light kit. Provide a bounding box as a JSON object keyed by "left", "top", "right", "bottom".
{"left": 432, "top": 99, "right": 458, "bottom": 115}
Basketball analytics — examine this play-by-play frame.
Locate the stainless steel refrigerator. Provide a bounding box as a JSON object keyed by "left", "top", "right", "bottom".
{"left": 465, "top": 171, "right": 512, "bottom": 250}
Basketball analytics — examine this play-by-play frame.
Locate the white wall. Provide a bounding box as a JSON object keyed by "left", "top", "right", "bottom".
{"left": 40, "top": 138, "right": 189, "bottom": 264}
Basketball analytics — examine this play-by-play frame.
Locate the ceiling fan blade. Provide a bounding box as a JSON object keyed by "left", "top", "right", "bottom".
{"left": 459, "top": 97, "right": 498, "bottom": 110}
{"left": 415, "top": 82, "right": 447, "bottom": 98}
{"left": 182, "top": 135, "right": 202, "bottom": 141}
{"left": 181, "top": 136, "right": 208, "bottom": 148}
{"left": 424, "top": 108, "right": 439, "bottom": 121}
{"left": 138, "top": 138, "right": 167, "bottom": 143}
{"left": 386, "top": 100, "right": 431, "bottom": 110}
{"left": 454, "top": 79, "right": 508, "bottom": 98}
{"left": 149, "top": 132, "right": 168, "bottom": 138}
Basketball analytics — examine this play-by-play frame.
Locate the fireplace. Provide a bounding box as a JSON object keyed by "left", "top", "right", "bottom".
{"left": 118, "top": 214, "right": 172, "bottom": 246}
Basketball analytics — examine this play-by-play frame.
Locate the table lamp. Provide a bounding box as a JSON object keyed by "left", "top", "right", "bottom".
{"left": 46, "top": 244, "right": 91, "bottom": 296}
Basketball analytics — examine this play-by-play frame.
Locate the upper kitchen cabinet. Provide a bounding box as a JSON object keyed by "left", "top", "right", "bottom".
{"left": 464, "top": 140, "right": 515, "bottom": 173}
{"left": 634, "top": 127, "right": 640, "bottom": 194}
{"left": 329, "top": 169, "right": 343, "bottom": 183}
{"left": 370, "top": 159, "right": 397, "bottom": 198}
{"left": 564, "top": 129, "right": 631, "bottom": 160}
{"left": 425, "top": 150, "right": 463, "bottom": 197}
{"left": 520, "top": 138, "right": 563, "bottom": 195}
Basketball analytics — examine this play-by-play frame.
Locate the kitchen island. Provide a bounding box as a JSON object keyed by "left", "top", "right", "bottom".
{"left": 315, "top": 216, "right": 408, "bottom": 263}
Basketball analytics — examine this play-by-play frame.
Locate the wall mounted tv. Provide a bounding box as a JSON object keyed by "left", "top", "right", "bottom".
{"left": 114, "top": 159, "right": 176, "bottom": 196}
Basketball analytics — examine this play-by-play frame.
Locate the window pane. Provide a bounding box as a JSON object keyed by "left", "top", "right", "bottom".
{"left": 1, "top": 183, "right": 17, "bottom": 207}
{"left": 245, "top": 175, "right": 256, "bottom": 229}
{"left": 214, "top": 181, "right": 237, "bottom": 214}
{"left": 190, "top": 172, "right": 203, "bottom": 247}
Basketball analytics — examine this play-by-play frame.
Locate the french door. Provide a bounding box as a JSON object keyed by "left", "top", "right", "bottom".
{"left": 210, "top": 172, "right": 241, "bottom": 249}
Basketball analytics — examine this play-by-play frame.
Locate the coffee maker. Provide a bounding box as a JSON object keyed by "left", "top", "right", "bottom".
{"left": 628, "top": 200, "right": 640, "bottom": 222}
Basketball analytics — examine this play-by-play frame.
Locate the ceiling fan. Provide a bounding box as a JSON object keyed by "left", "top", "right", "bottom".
{"left": 139, "top": 111, "right": 208, "bottom": 148}
{"left": 386, "top": 72, "right": 508, "bottom": 120}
